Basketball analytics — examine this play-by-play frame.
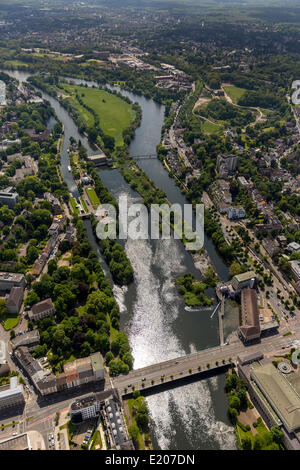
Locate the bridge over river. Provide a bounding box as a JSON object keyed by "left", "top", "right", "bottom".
{"left": 112, "top": 323, "right": 300, "bottom": 396}
{"left": 132, "top": 154, "right": 157, "bottom": 160}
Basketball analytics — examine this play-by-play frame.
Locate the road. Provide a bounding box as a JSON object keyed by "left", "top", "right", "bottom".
{"left": 113, "top": 322, "right": 300, "bottom": 393}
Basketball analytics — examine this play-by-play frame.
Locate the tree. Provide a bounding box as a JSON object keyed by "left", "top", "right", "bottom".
{"left": 24, "top": 290, "right": 40, "bottom": 307}
{"left": 237, "top": 389, "right": 248, "bottom": 410}
{"left": 136, "top": 412, "right": 149, "bottom": 432}
{"left": 241, "top": 437, "right": 252, "bottom": 450}
{"left": 253, "top": 434, "right": 264, "bottom": 450}
{"left": 270, "top": 426, "right": 283, "bottom": 445}
{"left": 229, "top": 395, "right": 240, "bottom": 411}
{"left": 0, "top": 299, "right": 7, "bottom": 321}
{"left": 128, "top": 423, "right": 139, "bottom": 442}
{"left": 228, "top": 407, "right": 238, "bottom": 425}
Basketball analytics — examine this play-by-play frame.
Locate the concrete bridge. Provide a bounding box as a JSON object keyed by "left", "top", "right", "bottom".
{"left": 132, "top": 154, "right": 157, "bottom": 160}
{"left": 112, "top": 324, "right": 300, "bottom": 396}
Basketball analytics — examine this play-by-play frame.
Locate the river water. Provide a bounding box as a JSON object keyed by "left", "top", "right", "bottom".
{"left": 4, "top": 70, "right": 236, "bottom": 450}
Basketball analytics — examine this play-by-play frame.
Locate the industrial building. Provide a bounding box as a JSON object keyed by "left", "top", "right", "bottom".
{"left": 239, "top": 288, "right": 261, "bottom": 343}
{"left": 88, "top": 152, "right": 111, "bottom": 166}
{"left": 238, "top": 355, "right": 300, "bottom": 450}
{"left": 232, "top": 271, "right": 256, "bottom": 291}
{"left": 0, "top": 376, "right": 25, "bottom": 413}
{"left": 0, "top": 272, "right": 25, "bottom": 291}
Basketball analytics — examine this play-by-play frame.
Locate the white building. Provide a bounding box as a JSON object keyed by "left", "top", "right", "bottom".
{"left": 0, "top": 80, "right": 6, "bottom": 106}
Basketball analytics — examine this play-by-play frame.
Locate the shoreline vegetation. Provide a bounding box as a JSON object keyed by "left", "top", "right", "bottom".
{"left": 225, "top": 367, "right": 285, "bottom": 450}
{"left": 27, "top": 73, "right": 221, "bottom": 285}
{"left": 175, "top": 271, "right": 215, "bottom": 307}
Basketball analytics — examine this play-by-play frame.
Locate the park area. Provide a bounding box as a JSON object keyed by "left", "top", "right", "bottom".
{"left": 86, "top": 188, "right": 101, "bottom": 210}
{"left": 59, "top": 83, "right": 136, "bottom": 146}
{"left": 223, "top": 85, "right": 246, "bottom": 103}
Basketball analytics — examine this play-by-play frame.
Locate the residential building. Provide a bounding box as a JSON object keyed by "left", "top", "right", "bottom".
{"left": 11, "top": 330, "right": 40, "bottom": 351}
{"left": 217, "top": 154, "right": 238, "bottom": 176}
{"left": 48, "top": 222, "right": 59, "bottom": 236}
{"left": 0, "top": 80, "right": 6, "bottom": 106}
{"left": 6, "top": 286, "right": 24, "bottom": 314}
{"left": 290, "top": 260, "right": 300, "bottom": 282}
{"left": 0, "top": 272, "right": 25, "bottom": 291}
{"left": 0, "top": 339, "right": 6, "bottom": 366}
{"left": 44, "top": 192, "right": 62, "bottom": 215}
{"left": 263, "top": 239, "right": 280, "bottom": 258}
{"left": 239, "top": 288, "right": 261, "bottom": 343}
{"left": 24, "top": 128, "right": 50, "bottom": 142}
{"left": 287, "top": 242, "right": 300, "bottom": 253}
{"left": 0, "top": 187, "right": 18, "bottom": 208}
{"left": 29, "top": 298, "right": 55, "bottom": 321}
{"left": 0, "top": 363, "right": 10, "bottom": 377}
{"left": 70, "top": 389, "right": 115, "bottom": 422}
{"left": 69, "top": 389, "right": 134, "bottom": 449}
{"left": 227, "top": 206, "right": 246, "bottom": 220}
{"left": 237, "top": 176, "right": 251, "bottom": 188}
{"left": 14, "top": 347, "right": 104, "bottom": 397}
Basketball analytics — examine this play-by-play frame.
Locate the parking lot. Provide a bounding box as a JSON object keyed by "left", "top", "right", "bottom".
{"left": 71, "top": 419, "right": 96, "bottom": 448}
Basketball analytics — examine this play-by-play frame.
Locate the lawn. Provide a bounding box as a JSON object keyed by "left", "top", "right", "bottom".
{"left": 86, "top": 188, "right": 101, "bottom": 210}
{"left": 79, "top": 197, "right": 88, "bottom": 213}
{"left": 4, "top": 60, "right": 29, "bottom": 68}
{"left": 127, "top": 399, "right": 146, "bottom": 450}
{"left": 223, "top": 85, "right": 246, "bottom": 103}
{"left": 201, "top": 120, "right": 223, "bottom": 134}
{"left": 236, "top": 418, "right": 283, "bottom": 450}
{"left": 60, "top": 83, "right": 136, "bottom": 146}
{"left": 69, "top": 198, "right": 79, "bottom": 215}
{"left": 90, "top": 430, "right": 103, "bottom": 450}
{"left": 3, "top": 315, "right": 20, "bottom": 330}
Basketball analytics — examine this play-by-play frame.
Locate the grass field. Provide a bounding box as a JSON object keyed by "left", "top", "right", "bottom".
{"left": 223, "top": 85, "right": 246, "bottom": 103}
{"left": 201, "top": 119, "right": 223, "bottom": 134}
{"left": 61, "top": 83, "right": 136, "bottom": 146}
{"left": 90, "top": 430, "right": 103, "bottom": 450}
{"left": 4, "top": 60, "right": 29, "bottom": 68}
{"left": 86, "top": 188, "right": 101, "bottom": 209}
{"left": 79, "top": 197, "right": 88, "bottom": 213}
{"left": 70, "top": 198, "right": 79, "bottom": 215}
{"left": 3, "top": 315, "right": 20, "bottom": 330}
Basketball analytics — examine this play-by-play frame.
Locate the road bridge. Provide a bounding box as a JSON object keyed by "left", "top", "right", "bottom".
{"left": 112, "top": 323, "right": 300, "bottom": 396}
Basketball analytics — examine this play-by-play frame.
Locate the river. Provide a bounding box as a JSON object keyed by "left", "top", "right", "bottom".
{"left": 4, "top": 69, "right": 236, "bottom": 450}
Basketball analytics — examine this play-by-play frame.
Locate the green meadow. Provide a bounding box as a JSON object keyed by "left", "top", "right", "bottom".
{"left": 60, "top": 83, "right": 136, "bottom": 146}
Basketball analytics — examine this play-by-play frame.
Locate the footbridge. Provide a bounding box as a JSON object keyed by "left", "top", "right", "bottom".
{"left": 112, "top": 324, "right": 300, "bottom": 397}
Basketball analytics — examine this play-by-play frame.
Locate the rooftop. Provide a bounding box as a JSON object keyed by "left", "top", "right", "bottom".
{"left": 233, "top": 270, "right": 256, "bottom": 283}
{"left": 252, "top": 363, "right": 300, "bottom": 433}
{"left": 31, "top": 298, "right": 54, "bottom": 315}
{"left": 240, "top": 288, "right": 260, "bottom": 340}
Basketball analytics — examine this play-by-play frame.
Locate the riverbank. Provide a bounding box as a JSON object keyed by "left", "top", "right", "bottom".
{"left": 2, "top": 68, "right": 236, "bottom": 451}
